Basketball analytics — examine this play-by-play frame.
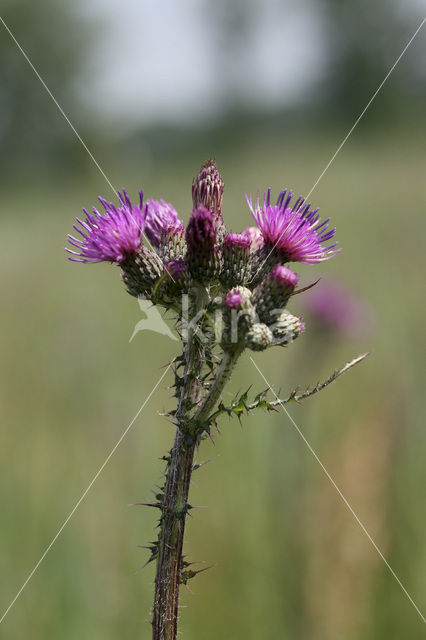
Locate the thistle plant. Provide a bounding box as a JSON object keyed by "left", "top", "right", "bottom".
{"left": 66, "top": 160, "right": 367, "bottom": 640}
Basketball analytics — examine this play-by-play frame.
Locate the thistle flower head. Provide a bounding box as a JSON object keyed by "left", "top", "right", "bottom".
{"left": 66, "top": 163, "right": 340, "bottom": 349}
{"left": 67, "top": 190, "right": 144, "bottom": 264}
{"left": 192, "top": 159, "right": 224, "bottom": 214}
{"left": 144, "top": 199, "right": 184, "bottom": 247}
{"left": 246, "top": 189, "right": 339, "bottom": 264}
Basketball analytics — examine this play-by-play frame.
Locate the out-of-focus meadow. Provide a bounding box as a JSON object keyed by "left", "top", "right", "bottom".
{"left": 0, "top": 2, "right": 425, "bottom": 639}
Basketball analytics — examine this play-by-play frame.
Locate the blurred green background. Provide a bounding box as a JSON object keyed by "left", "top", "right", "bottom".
{"left": 0, "top": 1, "right": 425, "bottom": 639}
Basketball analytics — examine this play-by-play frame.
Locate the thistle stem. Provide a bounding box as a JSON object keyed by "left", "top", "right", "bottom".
{"left": 194, "top": 347, "right": 243, "bottom": 424}
{"left": 152, "top": 429, "right": 196, "bottom": 640}
{"left": 151, "top": 347, "right": 242, "bottom": 640}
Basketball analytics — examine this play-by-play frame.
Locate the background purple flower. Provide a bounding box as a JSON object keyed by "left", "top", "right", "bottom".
{"left": 246, "top": 189, "right": 339, "bottom": 264}
{"left": 66, "top": 190, "right": 145, "bottom": 264}
{"left": 302, "top": 280, "right": 375, "bottom": 338}
{"left": 144, "top": 199, "right": 183, "bottom": 247}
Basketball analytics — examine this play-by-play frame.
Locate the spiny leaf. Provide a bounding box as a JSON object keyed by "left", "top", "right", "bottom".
{"left": 290, "top": 278, "right": 320, "bottom": 296}
{"left": 205, "top": 353, "right": 369, "bottom": 426}
{"left": 270, "top": 352, "right": 370, "bottom": 406}
{"left": 180, "top": 565, "right": 213, "bottom": 585}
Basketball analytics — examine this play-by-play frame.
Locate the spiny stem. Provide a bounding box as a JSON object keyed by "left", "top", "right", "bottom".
{"left": 151, "top": 345, "right": 243, "bottom": 640}
{"left": 152, "top": 429, "right": 196, "bottom": 640}
{"left": 152, "top": 327, "right": 204, "bottom": 639}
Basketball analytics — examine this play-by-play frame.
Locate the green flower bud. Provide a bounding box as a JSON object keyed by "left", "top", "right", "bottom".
{"left": 269, "top": 311, "right": 305, "bottom": 346}
{"left": 245, "top": 323, "right": 273, "bottom": 351}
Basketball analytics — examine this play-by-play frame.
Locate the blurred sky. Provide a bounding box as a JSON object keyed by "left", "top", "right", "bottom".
{"left": 79, "top": 0, "right": 424, "bottom": 128}
{"left": 80, "top": 0, "right": 324, "bottom": 126}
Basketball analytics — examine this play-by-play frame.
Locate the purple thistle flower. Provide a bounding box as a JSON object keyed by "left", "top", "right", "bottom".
{"left": 144, "top": 199, "right": 184, "bottom": 247}
{"left": 67, "top": 190, "right": 145, "bottom": 264}
{"left": 225, "top": 288, "right": 243, "bottom": 309}
{"left": 246, "top": 189, "right": 340, "bottom": 264}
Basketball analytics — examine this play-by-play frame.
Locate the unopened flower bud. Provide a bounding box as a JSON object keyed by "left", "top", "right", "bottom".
{"left": 220, "top": 233, "right": 251, "bottom": 287}
{"left": 224, "top": 288, "right": 243, "bottom": 309}
{"left": 269, "top": 311, "right": 305, "bottom": 346}
{"left": 221, "top": 286, "right": 256, "bottom": 347}
{"left": 192, "top": 159, "right": 224, "bottom": 214}
{"left": 225, "top": 286, "right": 252, "bottom": 308}
{"left": 186, "top": 205, "right": 221, "bottom": 283}
{"left": 192, "top": 159, "right": 226, "bottom": 242}
{"left": 245, "top": 323, "right": 273, "bottom": 351}
{"left": 252, "top": 264, "right": 298, "bottom": 322}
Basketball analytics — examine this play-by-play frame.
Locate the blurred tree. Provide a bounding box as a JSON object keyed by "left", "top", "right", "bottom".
{"left": 0, "top": 0, "right": 90, "bottom": 179}
{"left": 319, "top": 0, "right": 417, "bottom": 121}
{"left": 201, "top": 0, "right": 423, "bottom": 126}
{"left": 207, "top": 0, "right": 256, "bottom": 111}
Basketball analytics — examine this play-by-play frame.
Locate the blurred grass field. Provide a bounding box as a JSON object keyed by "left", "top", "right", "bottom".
{"left": 0, "top": 128, "right": 425, "bottom": 639}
